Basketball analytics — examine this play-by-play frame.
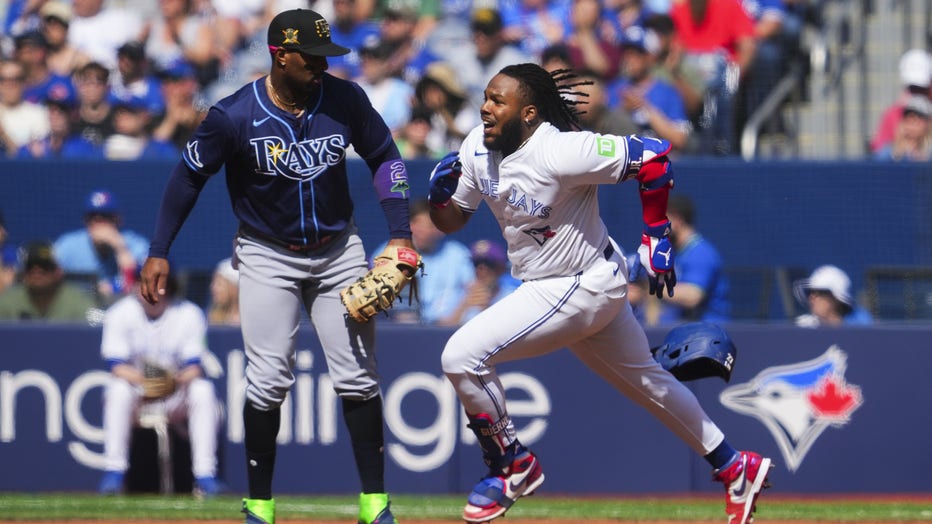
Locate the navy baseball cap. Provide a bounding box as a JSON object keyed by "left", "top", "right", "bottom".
{"left": 471, "top": 8, "right": 503, "bottom": 35}
{"left": 157, "top": 59, "right": 196, "bottom": 81}
{"left": 117, "top": 41, "right": 146, "bottom": 61}
{"left": 113, "top": 96, "right": 149, "bottom": 112}
{"left": 85, "top": 190, "right": 119, "bottom": 215}
{"left": 23, "top": 241, "right": 59, "bottom": 271}
{"left": 359, "top": 35, "right": 393, "bottom": 60}
{"left": 620, "top": 26, "right": 660, "bottom": 55}
{"left": 15, "top": 30, "right": 48, "bottom": 49}
{"left": 267, "top": 9, "right": 350, "bottom": 56}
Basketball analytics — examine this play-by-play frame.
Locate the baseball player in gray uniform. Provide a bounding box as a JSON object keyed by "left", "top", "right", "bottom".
{"left": 140, "top": 9, "right": 411, "bottom": 524}
{"left": 427, "top": 63, "right": 772, "bottom": 524}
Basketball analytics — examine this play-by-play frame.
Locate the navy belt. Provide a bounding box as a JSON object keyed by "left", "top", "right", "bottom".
{"left": 603, "top": 244, "right": 614, "bottom": 260}
{"left": 240, "top": 224, "right": 334, "bottom": 254}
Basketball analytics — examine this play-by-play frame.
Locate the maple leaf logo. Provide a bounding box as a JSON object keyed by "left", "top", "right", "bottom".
{"left": 807, "top": 377, "right": 862, "bottom": 423}
{"left": 719, "top": 345, "right": 864, "bottom": 472}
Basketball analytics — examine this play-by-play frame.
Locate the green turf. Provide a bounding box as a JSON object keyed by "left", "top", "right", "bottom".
{"left": 0, "top": 493, "right": 929, "bottom": 521}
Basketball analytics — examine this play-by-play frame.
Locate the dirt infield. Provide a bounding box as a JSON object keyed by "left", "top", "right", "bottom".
{"left": 0, "top": 521, "right": 819, "bottom": 524}
{"left": 0, "top": 518, "right": 927, "bottom": 524}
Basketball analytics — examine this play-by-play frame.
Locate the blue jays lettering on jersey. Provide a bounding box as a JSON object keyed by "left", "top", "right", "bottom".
{"left": 182, "top": 73, "right": 399, "bottom": 246}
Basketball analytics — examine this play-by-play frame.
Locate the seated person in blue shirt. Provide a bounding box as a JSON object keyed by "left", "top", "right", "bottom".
{"left": 53, "top": 190, "right": 149, "bottom": 306}
{"left": 373, "top": 198, "right": 473, "bottom": 324}
{"left": 793, "top": 265, "right": 873, "bottom": 327}
{"left": 102, "top": 98, "right": 179, "bottom": 160}
{"left": 327, "top": 0, "right": 380, "bottom": 80}
{"left": 17, "top": 97, "right": 101, "bottom": 159}
{"left": 438, "top": 239, "right": 521, "bottom": 326}
{"left": 14, "top": 30, "right": 76, "bottom": 106}
{"left": 606, "top": 26, "right": 692, "bottom": 151}
{"left": 108, "top": 41, "right": 165, "bottom": 116}
{"left": 873, "top": 95, "right": 932, "bottom": 162}
{"left": 655, "top": 194, "right": 730, "bottom": 324}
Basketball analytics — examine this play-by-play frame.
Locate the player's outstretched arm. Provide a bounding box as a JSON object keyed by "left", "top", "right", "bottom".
{"left": 430, "top": 202, "right": 471, "bottom": 234}
{"left": 144, "top": 161, "right": 210, "bottom": 304}
{"left": 626, "top": 135, "right": 676, "bottom": 298}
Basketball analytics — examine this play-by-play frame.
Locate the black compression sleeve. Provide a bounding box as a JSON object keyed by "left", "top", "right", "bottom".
{"left": 380, "top": 198, "right": 412, "bottom": 239}
{"left": 148, "top": 160, "right": 210, "bottom": 258}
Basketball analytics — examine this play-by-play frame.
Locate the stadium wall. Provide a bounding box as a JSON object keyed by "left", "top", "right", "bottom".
{"left": 1, "top": 158, "right": 931, "bottom": 298}
{"left": 0, "top": 323, "right": 929, "bottom": 495}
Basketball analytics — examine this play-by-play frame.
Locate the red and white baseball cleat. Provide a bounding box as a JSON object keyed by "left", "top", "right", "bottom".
{"left": 714, "top": 451, "right": 773, "bottom": 524}
{"left": 462, "top": 448, "right": 545, "bottom": 523}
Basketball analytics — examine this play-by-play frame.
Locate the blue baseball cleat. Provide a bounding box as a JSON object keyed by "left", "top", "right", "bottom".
{"left": 463, "top": 447, "right": 545, "bottom": 523}
{"left": 98, "top": 471, "right": 124, "bottom": 495}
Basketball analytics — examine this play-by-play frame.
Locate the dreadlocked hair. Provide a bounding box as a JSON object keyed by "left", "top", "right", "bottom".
{"left": 499, "top": 64, "right": 594, "bottom": 132}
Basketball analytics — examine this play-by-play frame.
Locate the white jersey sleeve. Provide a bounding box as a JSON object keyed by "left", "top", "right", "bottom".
{"left": 451, "top": 125, "right": 488, "bottom": 214}
{"left": 453, "top": 123, "right": 635, "bottom": 281}
{"left": 538, "top": 130, "right": 633, "bottom": 187}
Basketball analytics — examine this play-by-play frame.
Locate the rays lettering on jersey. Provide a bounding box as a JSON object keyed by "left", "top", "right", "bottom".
{"left": 478, "top": 179, "right": 552, "bottom": 219}
{"left": 249, "top": 134, "right": 346, "bottom": 181}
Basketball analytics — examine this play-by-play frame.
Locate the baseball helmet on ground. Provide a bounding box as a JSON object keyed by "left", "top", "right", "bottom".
{"left": 651, "top": 322, "right": 737, "bottom": 382}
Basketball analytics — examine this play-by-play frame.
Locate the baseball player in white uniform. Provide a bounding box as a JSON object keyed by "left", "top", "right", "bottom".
{"left": 98, "top": 275, "right": 221, "bottom": 496}
{"left": 427, "top": 63, "right": 771, "bottom": 524}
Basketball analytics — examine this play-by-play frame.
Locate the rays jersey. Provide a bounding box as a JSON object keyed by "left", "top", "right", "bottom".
{"left": 181, "top": 73, "right": 398, "bottom": 246}
{"left": 452, "top": 122, "right": 635, "bottom": 281}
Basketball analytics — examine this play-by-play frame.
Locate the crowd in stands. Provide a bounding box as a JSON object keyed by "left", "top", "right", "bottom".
{"left": 0, "top": 188, "right": 246, "bottom": 326}
{"left": 0, "top": 0, "right": 902, "bottom": 329}
{"left": 871, "top": 47, "right": 932, "bottom": 162}
{"left": 0, "top": 0, "right": 837, "bottom": 161}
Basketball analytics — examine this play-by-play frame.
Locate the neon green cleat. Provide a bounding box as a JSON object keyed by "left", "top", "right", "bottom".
{"left": 242, "top": 498, "right": 275, "bottom": 524}
{"left": 358, "top": 492, "right": 397, "bottom": 524}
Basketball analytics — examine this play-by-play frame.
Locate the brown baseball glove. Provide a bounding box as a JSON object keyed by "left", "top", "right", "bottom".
{"left": 340, "top": 245, "right": 423, "bottom": 323}
{"left": 142, "top": 362, "right": 176, "bottom": 400}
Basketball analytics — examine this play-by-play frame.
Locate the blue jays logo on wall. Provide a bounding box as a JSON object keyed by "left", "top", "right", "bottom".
{"left": 719, "top": 346, "right": 863, "bottom": 472}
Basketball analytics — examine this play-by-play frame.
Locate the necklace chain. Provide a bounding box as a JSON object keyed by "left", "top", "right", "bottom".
{"left": 266, "top": 76, "right": 304, "bottom": 112}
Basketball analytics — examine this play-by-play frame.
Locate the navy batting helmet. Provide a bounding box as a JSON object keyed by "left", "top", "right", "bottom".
{"left": 651, "top": 322, "right": 737, "bottom": 382}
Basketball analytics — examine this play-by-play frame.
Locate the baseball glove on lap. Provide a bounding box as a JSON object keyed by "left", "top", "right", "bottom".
{"left": 341, "top": 245, "right": 423, "bottom": 323}
{"left": 142, "top": 362, "right": 176, "bottom": 400}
